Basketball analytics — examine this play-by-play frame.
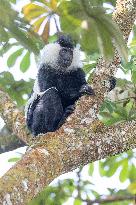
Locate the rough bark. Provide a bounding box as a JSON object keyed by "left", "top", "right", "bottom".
{"left": 0, "top": 0, "right": 136, "bottom": 204}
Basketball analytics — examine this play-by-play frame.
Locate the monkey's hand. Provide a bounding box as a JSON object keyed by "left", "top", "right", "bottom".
{"left": 79, "top": 84, "right": 95, "bottom": 96}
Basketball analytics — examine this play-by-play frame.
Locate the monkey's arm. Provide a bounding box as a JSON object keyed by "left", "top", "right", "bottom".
{"left": 77, "top": 68, "right": 95, "bottom": 96}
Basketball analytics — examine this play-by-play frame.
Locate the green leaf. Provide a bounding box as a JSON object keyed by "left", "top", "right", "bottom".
{"left": 97, "top": 15, "right": 128, "bottom": 62}
{"left": 119, "top": 164, "right": 128, "bottom": 182}
{"left": 88, "top": 163, "right": 94, "bottom": 176}
{"left": 7, "top": 48, "right": 24, "bottom": 67}
{"left": 94, "top": 18, "right": 114, "bottom": 59}
{"left": 81, "top": 22, "right": 98, "bottom": 54}
{"left": 83, "top": 63, "right": 96, "bottom": 74}
{"left": 0, "top": 0, "right": 42, "bottom": 54}
{"left": 10, "top": 0, "right": 16, "bottom": 3}
{"left": 23, "top": 3, "right": 48, "bottom": 21}
{"left": 106, "top": 163, "right": 119, "bottom": 177}
{"left": 0, "top": 26, "right": 9, "bottom": 42}
{"left": 32, "top": 16, "right": 46, "bottom": 32}
{"left": 0, "top": 71, "right": 34, "bottom": 106}
{"left": 125, "top": 101, "right": 134, "bottom": 115}
{"left": 131, "top": 70, "right": 136, "bottom": 84}
{"left": 128, "top": 182, "right": 136, "bottom": 194}
{"left": 99, "top": 161, "right": 106, "bottom": 176}
{"left": 8, "top": 157, "right": 21, "bottom": 162}
{"left": 128, "top": 164, "right": 136, "bottom": 182}
{"left": 0, "top": 42, "right": 20, "bottom": 56}
{"left": 74, "top": 198, "right": 82, "bottom": 205}
{"left": 20, "top": 51, "right": 30, "bottom": 72}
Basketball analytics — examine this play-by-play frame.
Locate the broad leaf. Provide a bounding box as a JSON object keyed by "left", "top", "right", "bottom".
{"left": 23, "top": 3, "right": 48, "bottom": 21}
{"left": 7, "top": 48, "right": 24, "bottom": 67}
{"left": 8, "top": 157, "right": 21, "bottom": 162}
{"left": 20, "top": 51, "right": 31, "bottom": 72}
{"left": 41, "top": 19, "right": 50, "bottom": 43}
{"left": 32, "top": 16, "right": 46, "bottom": 32}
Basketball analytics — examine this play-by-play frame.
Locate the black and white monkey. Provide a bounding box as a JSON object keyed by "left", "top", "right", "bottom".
{"left": 25, "top": 35, "right": 94, "bottom": 136}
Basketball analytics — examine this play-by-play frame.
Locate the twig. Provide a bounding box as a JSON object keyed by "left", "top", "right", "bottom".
{"left": 84, "top": 195, "right": 135, "bottom": 204}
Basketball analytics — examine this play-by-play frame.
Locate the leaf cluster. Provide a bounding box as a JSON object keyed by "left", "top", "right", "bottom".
{"left": 0, "top": 72, "right": 34, "bottom": 106}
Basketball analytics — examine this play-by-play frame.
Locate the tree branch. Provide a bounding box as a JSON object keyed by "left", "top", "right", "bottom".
{"left": 0, "top": 0, "right": 136, "bottom": 204}
{"left": 84, "top": 195, "right": 136, "bottom": 204}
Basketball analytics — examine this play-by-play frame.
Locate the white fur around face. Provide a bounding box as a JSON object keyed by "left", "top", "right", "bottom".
{"left": 38, "top": 43, "right": 83, "bottom": 71}
{"left": 67, "top": 46, "right": 83, "bottom": 71}
{"left": 38, "top": 43, "right": 61, "bottom": 69}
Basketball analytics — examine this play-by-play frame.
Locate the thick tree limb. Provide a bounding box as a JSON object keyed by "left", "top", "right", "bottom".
{"left": 0, "top": 117, "right": 136, "bottom": 204}
{"left": 0, "top": 0, "right": 136, "bottom": 204}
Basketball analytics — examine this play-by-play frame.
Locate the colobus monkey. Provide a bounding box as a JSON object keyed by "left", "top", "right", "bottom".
{"left": 25, "top": 35, "right": 94, "bottom": 136}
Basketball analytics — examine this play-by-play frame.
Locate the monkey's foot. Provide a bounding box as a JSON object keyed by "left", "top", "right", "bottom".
{"left": 103, "top": 76, "right": 116, "bottom": 91}
{"left": 65, "top": 104, "right": 75, "bottom": 115}
{"left": 109, "top": 76, "right": 116, "bottom": 91}
{"left": 80, "top": 84, "right": 95, "bottom": 96}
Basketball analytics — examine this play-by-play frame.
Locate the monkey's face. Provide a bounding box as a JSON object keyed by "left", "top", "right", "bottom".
{"left": 40, "top": 42, "right": 83, "bottom": 72}
{"left": 57, "top": 47, "right": 73, "bottom": 69}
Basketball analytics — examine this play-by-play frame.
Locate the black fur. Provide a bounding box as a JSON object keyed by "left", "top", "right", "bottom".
{"left": 109, "top": 76, "right": 116, "bottom": 91}
{"left": 56, "top": 35, "right": 74, "bottom": 48}
{"left": 26, "top": 36, "right": 94, "bottom": 136}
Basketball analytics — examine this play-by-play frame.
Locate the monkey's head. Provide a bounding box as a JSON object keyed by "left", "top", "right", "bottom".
{"left": 39, "top": 35, "right": 83, "bottom": 72}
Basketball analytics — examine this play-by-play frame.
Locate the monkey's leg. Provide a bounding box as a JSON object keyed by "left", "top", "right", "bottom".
{"left": 26, "top": 95, "right": 40, "bottom": 131}
{"left": 57, "top": 104, "right": 75, "bottom": 128}
{"left": 31, "top": 89, "right": 63, "bottom": 136}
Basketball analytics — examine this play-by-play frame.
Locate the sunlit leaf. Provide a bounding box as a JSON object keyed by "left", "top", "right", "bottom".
{"left": 74, "top": 198, "right": 82, "bottom": 205}
{"left": 128, "top": 182, "right": 136, "bottom": 194}
{"left": 8, "top": 157, "right": 21, "bottom": 162}
{"left": 23, "top": 3, "right": 47, "bottom": 21}
{"left": 88, "top": 163, "right": 94, "bottom": 176}
{"left": 33, "top": 16, "right": 46, "bottom": 32}
{"left": 131, "top": 70, "right": 136, "bottom": 84}
{"left": 119, "top": 161, "right": 128, "bottom": 182}
{"left": 9, "top": 0, "right": 16, "bottom": 3}
{"left": 51, "top": 0, "right": 58, "bottom": 10}
{"left": 41, "top": 19, "right": 50, "bottom": 43}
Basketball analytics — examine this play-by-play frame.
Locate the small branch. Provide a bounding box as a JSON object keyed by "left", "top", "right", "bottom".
{"left": 84, "top": 195, "right": 136, "bottom": 204}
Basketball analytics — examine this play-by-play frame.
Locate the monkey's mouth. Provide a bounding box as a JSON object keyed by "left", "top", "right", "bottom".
{"left": 63, "top": 59, "right": 72, "bottom": 67}
{"left": 61, "top": 56, "right": 73, "bottom": 67}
